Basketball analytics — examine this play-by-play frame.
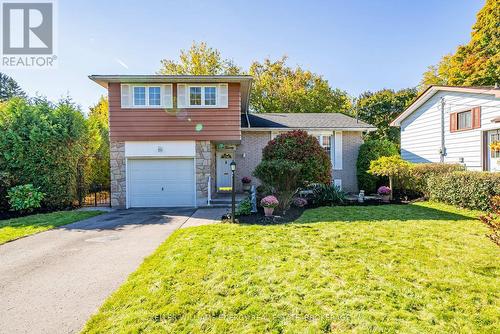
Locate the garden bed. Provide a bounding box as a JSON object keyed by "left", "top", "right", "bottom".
{"left": 236, "top": 206, "right": 306, "bottom": 224}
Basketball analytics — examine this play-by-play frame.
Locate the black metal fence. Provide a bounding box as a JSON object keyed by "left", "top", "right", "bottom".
{"left": 81, "top": 185, "right": 111, "bottom": 207}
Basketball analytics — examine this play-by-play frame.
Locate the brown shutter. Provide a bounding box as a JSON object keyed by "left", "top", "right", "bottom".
{"left": 450, "top": 113, "right": 458, "bottom": 132}
{"left": 472, "top": 107, "right": 481, "bottom": 129}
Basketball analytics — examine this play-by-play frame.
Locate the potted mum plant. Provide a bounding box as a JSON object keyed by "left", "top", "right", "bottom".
{"left": 261, "top": 195, "right": 279, "bottom": 216}
{"left": 241, "top": 176, "right": 252, "bottom": 192}
{"left": 377, "top": 186, "right": 392, "bottom": 203}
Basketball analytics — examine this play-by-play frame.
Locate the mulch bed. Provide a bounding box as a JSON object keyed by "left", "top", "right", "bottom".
{"left": 233, "top": 206, "right": 306, "bottom": 225}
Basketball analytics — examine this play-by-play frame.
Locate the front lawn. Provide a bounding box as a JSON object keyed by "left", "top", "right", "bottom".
{"left": 83, "top": 202, "right": 499, "bottom": 333}
{"left": 0, "top": 210, "right": 103, "bottom": 245}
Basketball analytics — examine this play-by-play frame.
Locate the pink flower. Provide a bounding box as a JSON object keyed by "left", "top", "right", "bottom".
{"left": 261, "top": 195, "right": 279, "bottom": 208}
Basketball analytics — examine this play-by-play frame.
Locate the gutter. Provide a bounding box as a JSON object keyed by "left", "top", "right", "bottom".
{"left": 241, "top": 127, "right": 377, "bottom": 132}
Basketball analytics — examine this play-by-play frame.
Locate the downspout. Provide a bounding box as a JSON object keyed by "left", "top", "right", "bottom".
{"left": 245, "top": 81, "right": 252, "bottom": 128}
{"left": 440, "top": 97, "right": 446, "bottom": 163}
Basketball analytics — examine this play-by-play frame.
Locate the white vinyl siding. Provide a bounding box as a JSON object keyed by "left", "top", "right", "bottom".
{"left": 400, "top": 91, "right": 500, "bottom": 170}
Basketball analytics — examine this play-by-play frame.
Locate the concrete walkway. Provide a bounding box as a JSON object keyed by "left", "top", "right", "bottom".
{"left": 0, "top": 207, "right": 223, "bottom": 334}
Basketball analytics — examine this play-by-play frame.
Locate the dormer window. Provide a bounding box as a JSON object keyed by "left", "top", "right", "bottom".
{"left": 188, "top": 86, "right": 217, "bottom": 107}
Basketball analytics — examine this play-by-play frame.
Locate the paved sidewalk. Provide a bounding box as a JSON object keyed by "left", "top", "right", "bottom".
{"left": 181, "top": 207, "right": 228, "bottom": 228}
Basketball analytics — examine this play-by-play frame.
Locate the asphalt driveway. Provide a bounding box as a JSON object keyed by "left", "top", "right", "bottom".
{"left": 0, "top": 208, "right": 197, "bottom": 334}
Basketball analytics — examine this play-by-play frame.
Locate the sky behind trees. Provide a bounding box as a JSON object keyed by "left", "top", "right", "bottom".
{"left": 2, "top": 0, "right": 484, "bottom": 110}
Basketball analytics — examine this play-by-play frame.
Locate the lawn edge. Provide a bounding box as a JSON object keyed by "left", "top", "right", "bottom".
{"left": 0, "top": 210, "right": 105, "bottom": 246}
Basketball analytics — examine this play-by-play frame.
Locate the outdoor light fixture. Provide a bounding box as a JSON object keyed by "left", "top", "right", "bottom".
{"left": 230, "top": 161, "right": 236, "bottom": 223}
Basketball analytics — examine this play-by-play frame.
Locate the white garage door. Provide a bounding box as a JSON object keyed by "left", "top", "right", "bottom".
{"left": 128, "top": 158, "right": 195, "bottom": 207}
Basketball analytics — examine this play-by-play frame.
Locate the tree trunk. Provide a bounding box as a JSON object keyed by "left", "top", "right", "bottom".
{"left": 389, "top": 176, "right": 393, "bottom": 200}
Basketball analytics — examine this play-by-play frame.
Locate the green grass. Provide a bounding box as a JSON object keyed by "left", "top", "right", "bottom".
{"left": 0, "top": 210, "right": 103, "bottom": 244}
{"left": 83, "top": 202, "right": 499, "bottom": 333}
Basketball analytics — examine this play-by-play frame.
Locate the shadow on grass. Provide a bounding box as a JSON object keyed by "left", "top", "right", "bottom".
{"left": 59, "top": 207, "right": 196, "bottom": 231}
{"left": 295, "top": 203, "right": 476, "bottom": 224}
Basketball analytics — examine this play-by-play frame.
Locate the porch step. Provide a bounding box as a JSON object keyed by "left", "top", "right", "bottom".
{"left": 208, "top": 193, "right": 247, "bottom": 207}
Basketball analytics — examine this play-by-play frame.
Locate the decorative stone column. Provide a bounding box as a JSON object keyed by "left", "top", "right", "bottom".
{"left": 110, "top": 141, "right": 126, "bottom": 208}
{"left": 196, "top": 141, "right": 212, "bottom": 205}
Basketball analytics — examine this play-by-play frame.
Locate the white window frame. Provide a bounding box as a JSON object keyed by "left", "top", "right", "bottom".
{"left": 132, "top": 85, "right": 162, "bottom": 108}
{"left": 188, "top": 85, "right": 218, "bottom": 108}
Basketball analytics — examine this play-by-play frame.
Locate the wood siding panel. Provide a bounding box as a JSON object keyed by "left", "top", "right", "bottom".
{"left": 108, "top": 83, "right": 241, "bottom": 141}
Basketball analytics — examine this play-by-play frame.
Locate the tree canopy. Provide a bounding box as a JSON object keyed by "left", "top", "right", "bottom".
{"left": 86, "top": 97, "right": 110, "bottom": 188}
{"left": 354, "top": 88, "right": 417, "bottom": 144}
{"left": 249, "top": 56, "right": 351, "bottom": 114}
{"left": 0, "top": 73, "right": 26, "bottom": 101}
{"left": 421, "top": 0, "right": 499, "bottom": 88}
{"left": 158, "top": 42, "right": 242, "bottom": 75}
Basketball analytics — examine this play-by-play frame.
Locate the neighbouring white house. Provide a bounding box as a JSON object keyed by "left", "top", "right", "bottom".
{"left": 391, "top": 85, "right": 500, "bottom": 171}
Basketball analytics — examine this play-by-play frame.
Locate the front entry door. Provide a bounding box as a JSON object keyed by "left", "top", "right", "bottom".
{"left": 217, "top": 152, "right": 234, "bottom": 191}
{"left": 488, "top": 130, "right": 500, "bottom": 172}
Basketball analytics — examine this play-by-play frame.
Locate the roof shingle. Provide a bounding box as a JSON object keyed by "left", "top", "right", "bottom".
{"left": 241, "top": 113, "right": 375, "bottom": 130}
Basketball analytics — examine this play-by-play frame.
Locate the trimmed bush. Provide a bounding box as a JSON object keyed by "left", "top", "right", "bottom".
{"left": 356, "top": 139, "right": 398, "bottom": 193}
{"left": 408, "top": 163, "right": 465, "bottom": 197}
{"left": 7, "top": 184, "right": 44, "bottom": 212}
{"left": 236, "top": 197, "right": 252, "bottom": 216}
{"left": 262, "top": 130, "right": 331, "bottom": 184}
{"left": 253, "top": 159, "right": 302, "bottom": 211}
{"left": 427, "top": 171, "right": 500, "bottom": 211}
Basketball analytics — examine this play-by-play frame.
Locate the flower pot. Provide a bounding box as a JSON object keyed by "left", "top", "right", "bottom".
{"left": 264, "top": 207, "right": 274, "bottom": 216}
{"left": 381, "top": 195, "right": 390, "bottom": 203}
{"left": 242, "top": 183, "right": 251, "bottom": 192}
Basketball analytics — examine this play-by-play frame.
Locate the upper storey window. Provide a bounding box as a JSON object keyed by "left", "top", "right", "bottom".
{"left": 189, "top": 87, "right": 202, "bottom": 105}
{"left": 133, "top": 86, "right": 161, "bottom": 107}
{"left": 188, "top": 86, "right": 217, "bottom": 107}
{"left": 121, "top": 84, "right": 173, "bottom": 109}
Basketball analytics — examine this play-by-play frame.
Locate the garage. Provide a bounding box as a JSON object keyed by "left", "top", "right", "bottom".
{"left": 127, "top": 158, "right": 195, "bottom": 207}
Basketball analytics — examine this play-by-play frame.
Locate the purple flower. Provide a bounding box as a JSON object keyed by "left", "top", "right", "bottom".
{"left": 293, "top": 197, "right": 307, "bottom": 208}
{"left": 377, "top": 186, "right": 392, "bottom": 195}
{"left": 241, "top": 176, "right": 252, "bottom": 184}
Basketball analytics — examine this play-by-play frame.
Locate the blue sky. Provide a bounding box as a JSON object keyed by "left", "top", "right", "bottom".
{"left": 3, "top": 0, "right": 484, "bottom": 112}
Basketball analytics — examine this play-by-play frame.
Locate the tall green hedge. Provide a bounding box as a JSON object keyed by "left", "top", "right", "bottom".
{"left": 428, "top": 171, "right": 500, "bottom": 211}
{"left": 0, "top": 98, "right": 88, "bottom": 208}
{"left": 356, "top": 139, "right": 398, "bottom": 193}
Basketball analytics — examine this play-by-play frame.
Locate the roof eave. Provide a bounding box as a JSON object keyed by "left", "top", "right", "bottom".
{"left": 242, "top": 127, "right": 376, "bottom": 132}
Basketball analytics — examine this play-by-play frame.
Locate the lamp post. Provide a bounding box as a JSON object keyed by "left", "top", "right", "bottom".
{"left": 230, "top": 160, "right": 236, "bottom": 223}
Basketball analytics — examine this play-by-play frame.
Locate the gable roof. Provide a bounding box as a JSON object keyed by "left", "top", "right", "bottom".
{"left": 391, "top": 85, "right": 500, "bottom": 126}
{"left": 89, "top": 75, "right": 253, "bottom": 113}
{"left": 241, "top": 113, "right": 375, "bottom": 131}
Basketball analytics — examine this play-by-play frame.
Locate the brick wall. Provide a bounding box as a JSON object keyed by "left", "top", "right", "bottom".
{"left": 235, "top": 131, "right": 271, "bottom": 192}
{"left": 333, "top": 131, "right": 363, "bottom": 193}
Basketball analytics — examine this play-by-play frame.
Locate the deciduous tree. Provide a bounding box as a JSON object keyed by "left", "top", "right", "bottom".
{"left": 355, "top": 88, "right": 417, "bottom": 144}
{"left": 421, "top": 0, "right": 499, "bottom": 88}
{"left": 250, "top": 56, "right": 351, "bottom": 114}
{"left": 158, "top": 42, "right": 242, "bottom": 75}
